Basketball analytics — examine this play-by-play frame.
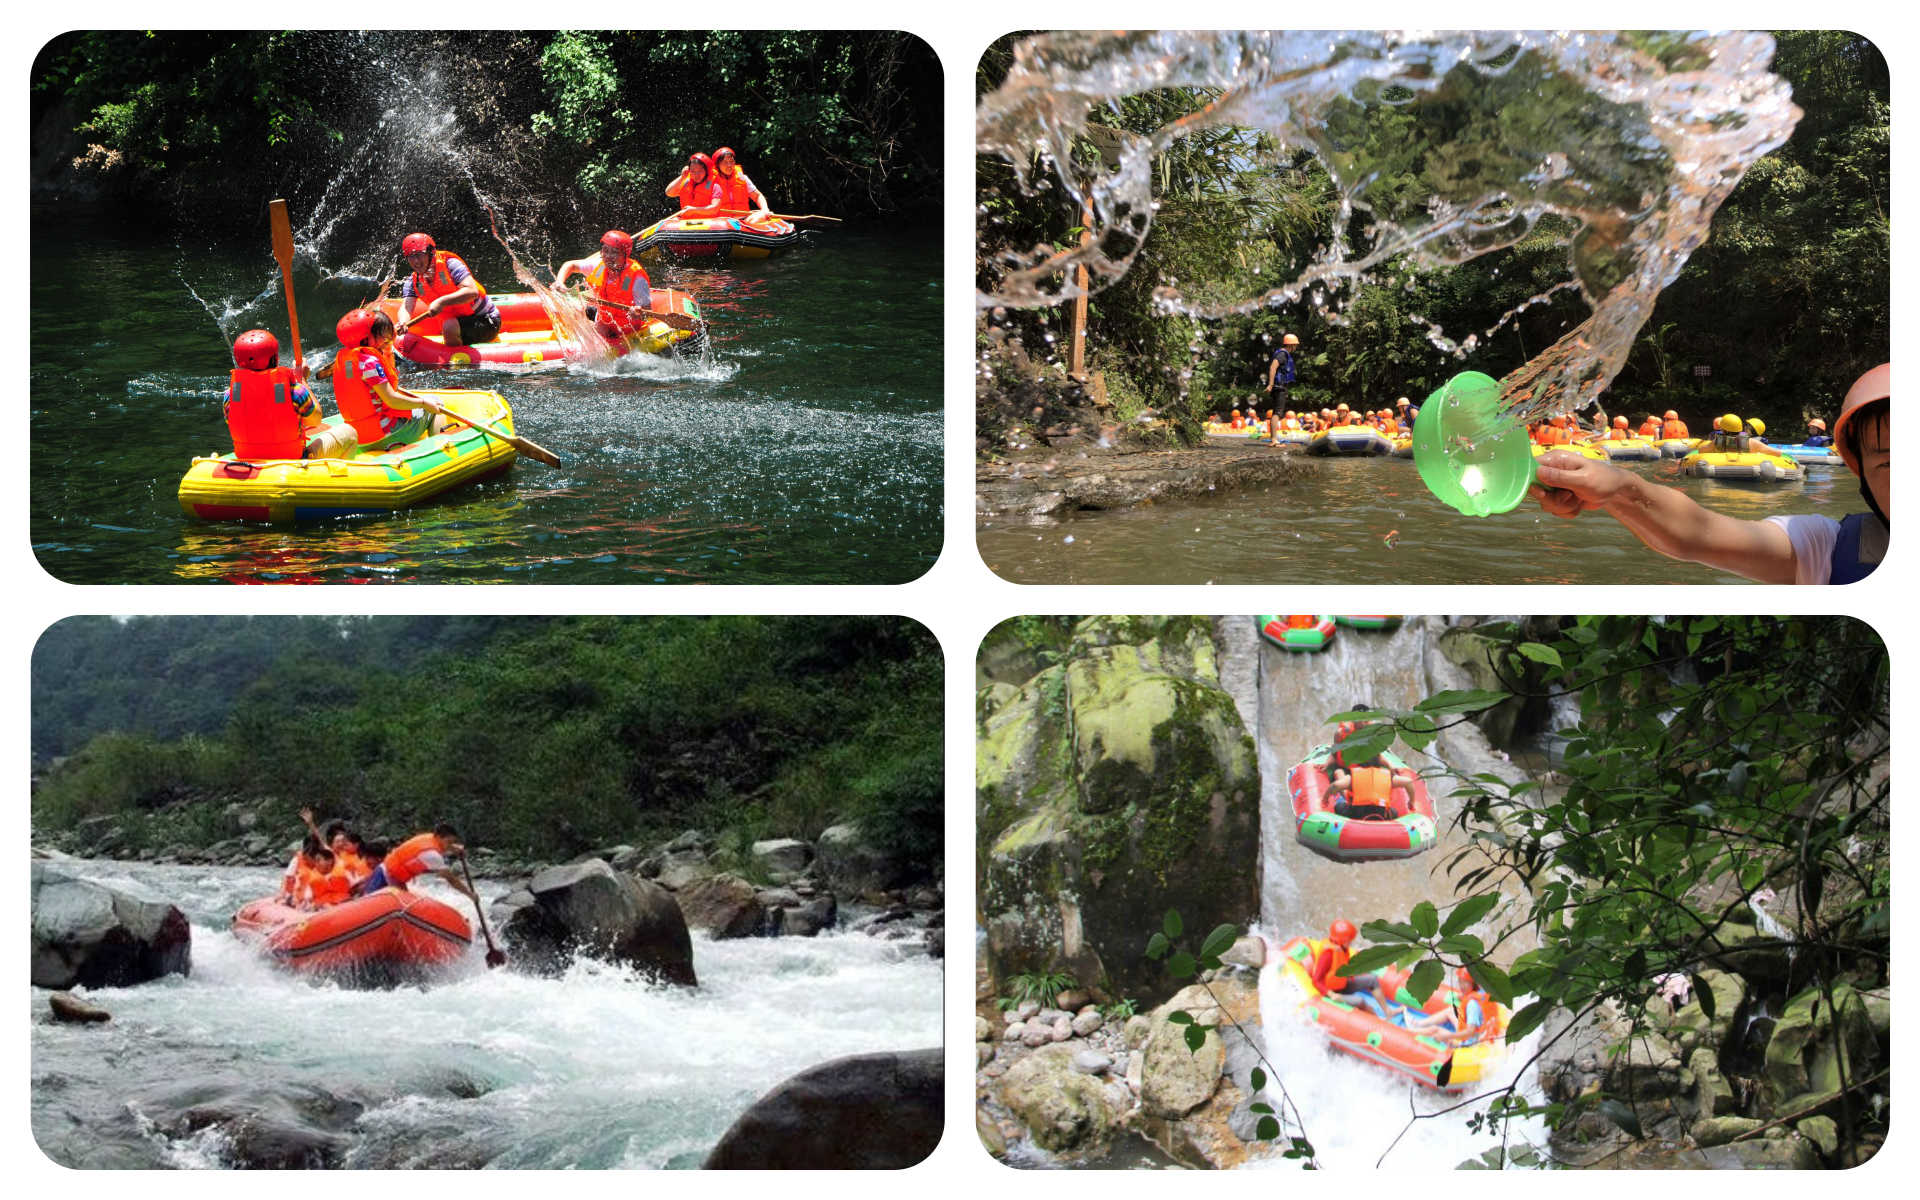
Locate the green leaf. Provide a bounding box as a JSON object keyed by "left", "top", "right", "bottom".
{"left": 1257, "top": 1116, "right": 1281, "bottom": 1142}
{"left": 1343, "top": 944, "right": 1412, "bottom": 974}
{"left": 1414, "top": 689, "right": 1510, "bottom": 714}
{"left": 1249, "top": 1102, "right": 1274, "bottom": 1115}
{"left": 1363, "top": 920, "right": 1422, "bottom": 942}
{"left": 1146, "top": 932, "right": 1170, "bottom": 960}
{"left": 1200, "top": 923, "right": 1240, "bottom": 961}
{"left": 1164, "top": 909, "right": 1184, "bottom": 940}
{"left": 1505, "top": 999, "right": 1552, "bottom": 1041}
{"left": 1168, "top": 951, "right": 1196, "bottom": 979}
{"left": 1406, "top": 958, "right": 1445, "bottom": 1004}
{"left": 1411, "top": 901, "right": 1439, "bottom": 938}
{"left": 1437, "top": 934, "right": 1485, "bottom": 956}
{"left": 1470, "top": 959, "right": 1514, "bottom": 1006}
{"left": 1168, "top": 1010, "right": 1193, "bottom": 1025}
{"left": 1517, "top": 643, "right": 1562, "bottom": 668}
{"left": 1441, "top": 893, "right": 1499, "bottom": 936}
{"left": 1183, "top": 1023, "right": 1208, "bottom": 1053}
{"left": 1596, "top": 1098, "right": 1645, "bottom": 1139}
{"left": 1250, "top": 1066, "right": 1267, "bottom": 1092}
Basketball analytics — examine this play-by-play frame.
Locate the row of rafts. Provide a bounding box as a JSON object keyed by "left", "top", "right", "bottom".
{"left": 1256, "top": 614, "right": 1513, "bottom": 1095}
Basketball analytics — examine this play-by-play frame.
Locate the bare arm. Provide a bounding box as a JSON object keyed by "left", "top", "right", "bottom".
{"left": 1530, "top": 451, "right": 1800, "bottom": 584}
{"left": 554, "top": 255, "right": 597, "bottom": 287}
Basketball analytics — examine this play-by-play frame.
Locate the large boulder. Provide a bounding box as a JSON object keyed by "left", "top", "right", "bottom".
{"left": 816, "top": 823, "right": 918, "bottom": 895}
{"left": 999, "top": 1043, "right": 1118, "bottom": 1153}
{"left": 31, "top": 862, "right": 191, "bottom": 989}
{"left": 492, "top": 859, "right": 696, "bottom": 986}
{"left": 1763, "top": 983, "right": 1880, "bottom": 1110}
{"left": 676, "top": 873, "right": 766, "bottom": 938}
{"left": 770, "top": 894, "right": 837, "bottom": 938}
{"left": 703, "top": 1049, "right": 941, "bottom": 1168}
{"left": 979, "top": 617, "right": 1259, "bottom": 1006}
{"left": 132, "top": 1080, "right": 363, "bottom": 1169}
{"left": 750, "top": 838, "right": 813, "bottom": 883}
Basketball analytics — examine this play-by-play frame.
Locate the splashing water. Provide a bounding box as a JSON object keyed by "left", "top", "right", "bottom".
{"left": 977, "top": 31, "right": 1800, "bottom": 423}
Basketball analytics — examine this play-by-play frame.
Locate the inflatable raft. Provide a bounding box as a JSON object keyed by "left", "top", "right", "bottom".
{"left": 1679, "top": 449, "right": 1804, "bottom": 482}
{"left": 1658, "top": 438, "right": 1697, "bottom": 457}
{"left": 1774, "top": 442, "right": 1845, "bottom": 466}
{"left": 1531, "top": 440, "right": 1609, "bottom": 461}
{"left": 178, "top": 390, "right": 518, "bottom": 524}
{"left": 1306, "top": 428, "right": 1396, "bottom": 456}
{"left": 377, "top": 291, "right": 703, "bottom": 368}
{"left": 232, "top": 888, "right": 472, "bottom": 985}
{"left": 634, "top": 213, "right": 798, "bottom": 260}
{"left": 1334, "top": 616, "right": 1402, "bottom": 630}
{"left": 1273, "top": 936, "right": 1510, "bottom": 1092}
{"left": 1598, "top": 437, "right": 1662, "bottom": 461}
{"left": 1258, "top": 615, "right": 1336, "bottom": 653}
{"left": 1288, "top": 743, "right": 1437, "bottom": 862}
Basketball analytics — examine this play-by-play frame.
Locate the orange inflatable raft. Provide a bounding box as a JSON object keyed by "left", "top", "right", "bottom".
{"left": 1274, "top": 935, "right": 1511, "bottom": 1091}
{"left": 232, "top": 888, "right": 472, "bottom": 985}
{"left": 377, "top": 290, "right": 704, "bottom": 369}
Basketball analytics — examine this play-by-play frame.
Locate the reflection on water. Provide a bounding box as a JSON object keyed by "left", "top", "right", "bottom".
{"left": 978, "top": 456, "right": 1848, "bottom": 585}
{"left": 32, "top": 205, "right": 941, "bottom": 584}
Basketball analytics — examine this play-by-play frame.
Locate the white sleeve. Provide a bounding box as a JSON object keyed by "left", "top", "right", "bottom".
{"left": 417, "top": 849, "right": 448, "bottom": 873}
{"left": 1764, "top": 515, "right": 1839, "bottom": 585}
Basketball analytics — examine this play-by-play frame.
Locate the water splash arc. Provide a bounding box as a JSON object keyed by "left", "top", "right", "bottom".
{"left": 977, "top": 30, "right": 1801, "bottom": 420}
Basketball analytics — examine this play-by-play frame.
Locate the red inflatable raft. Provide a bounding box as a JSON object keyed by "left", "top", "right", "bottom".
{"left": 376, "top": 290, "right": 705, "bottom": 369}
{"left": 1288, "top": 744, "right": 1438, "bottom": 863}
{"left": 232, "top": 889, "right": 472, "bottom": 985}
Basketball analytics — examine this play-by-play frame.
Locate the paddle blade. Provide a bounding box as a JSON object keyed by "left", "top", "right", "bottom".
{"left": 486, "top": 947, "right": 508, "bottom": 968}
{"left": 510, "top": 437, "right": 564, "bottom": 469}
{"left": 269, "top": 199, "right": 296, "bottom": 267}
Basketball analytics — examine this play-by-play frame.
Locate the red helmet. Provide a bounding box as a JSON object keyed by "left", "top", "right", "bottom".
{"left": 713, "top": 145, "right": 737, "bottom": 168}
{"left": 687, "top": 152, "right": 714, "bottom": 182}
{"left": 1833, "top": 363, "right": 1889, "bottom": 476}
{"left": 233, "top": 329, "right": 280, "bottom": 370}
{"left": 600, "top": 229, "right": 633, "bottom": 255}
{"left": 401, "top": 232, "right": 436, "bottom": 256}
{"left": 336, "top": 308, "right": 379, "bottom": 347}
{"left": 1329, "top": 919, "right": 1358, "bottom": 946}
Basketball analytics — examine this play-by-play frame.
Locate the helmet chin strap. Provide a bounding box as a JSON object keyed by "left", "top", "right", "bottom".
{"left": 1859, "top": 477, "right": 1889, "bottom": 529}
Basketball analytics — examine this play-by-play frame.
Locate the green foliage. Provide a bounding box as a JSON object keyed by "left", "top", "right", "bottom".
{"left": 1101, "top": 997, "right": 1139, "bottom": 1020}
{"left": 1003, "top": 970, "right": 1078, "bottom": 1008}
{"left": 1348, "top": 615, "right": 1888, "bottom": 1145}
{"left": 33, "top": 617, "right": 942, "bottom": 870}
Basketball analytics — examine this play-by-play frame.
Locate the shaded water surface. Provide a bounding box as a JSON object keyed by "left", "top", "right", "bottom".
{"left": 32, "top": 204, "right": 941, "bottom": 583}
{"left": 979, "top": 455, "right": 1848, "bottom": 584}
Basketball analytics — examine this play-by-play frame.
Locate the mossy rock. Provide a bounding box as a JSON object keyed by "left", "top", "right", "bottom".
{"left": 1763, "top": 983, "right": 1879, "bottom": 1105}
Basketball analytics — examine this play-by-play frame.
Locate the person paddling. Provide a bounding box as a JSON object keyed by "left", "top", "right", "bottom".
{"left": 395, "top": 233, "right": 502, "bottom": 348}
{"left": 556, "top": 231, "right": 654, "bottom": 343}
{"left": 352, "top": 824, "right": 481, "bottom": 906}
{"left": 332, "top": 308, "right": 451, "bottom": 453}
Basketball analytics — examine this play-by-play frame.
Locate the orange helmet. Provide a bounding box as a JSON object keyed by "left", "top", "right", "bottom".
{"left": 1809, "top": 418, "right": 1827, "bottom": 431}
{"left": 1330, "top": 919, "right": 1357, "bottom": 946}
{"left": 1337, "top": 402, "right": 1349, "bottom": 412}
{"left": 1613, "top": 416, "right": 1629, "bottom": 428}
{"left": 1833, "top": 363, "right": 1890, "bottom": 475}
{"left": 1283, "top": 333, "right": 1299, "bottom": 346}
{"left": 1664, "top": 409, "right": 1679, "bottom": 421}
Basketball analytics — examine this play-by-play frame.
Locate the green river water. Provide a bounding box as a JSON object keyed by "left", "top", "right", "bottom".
{"left": 977, "top": 451, "right": 1854, "bottom": 585}
{"left": 32, "top": 203, "right": 941, "bottom": 584}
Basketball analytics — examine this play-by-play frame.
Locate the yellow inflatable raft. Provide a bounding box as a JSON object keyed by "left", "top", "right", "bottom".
{"left": 1598, "top": 437, "right": 1662, "bottom": 462}
{"left": 1531, "top": 441, "right": 1610, "bottom": 461}
{"left": 178, "top": 390, "right": 519, "bottom": 524}
{"left": 1679, "top": 449, "right": 1805, "bottom": 482}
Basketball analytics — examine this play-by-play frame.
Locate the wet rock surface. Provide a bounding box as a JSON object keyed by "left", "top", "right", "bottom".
{"left": 31, "top": 862, "right": 191, "bottom": 989}
{"left": 703, "top": 1049, "right": 942, "bottom": 1169}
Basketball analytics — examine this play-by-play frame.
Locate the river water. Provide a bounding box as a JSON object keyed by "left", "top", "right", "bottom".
{"left": 1225, "top": 616, "right": 1549, "bottom": 1168}
{"left": 30, "top": 859, "right": 942, "bottom": 1168}
{"left": 978, "top": 454, "right": 1849, "bottom": 584}
{"left": 31, "top": 203, "right": 942, "bottom": 584}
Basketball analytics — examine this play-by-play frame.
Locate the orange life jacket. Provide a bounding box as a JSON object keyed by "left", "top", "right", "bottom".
{"left": 332, "top": 345, "right": 406, "bottom": 444}
{"left": 226, "top": 367, "right": 308, "bottom": 460}
{"left": 1662, "top": 418, "right": 1690, "bottom": 440}
{"left": 714, "top": 171, "right": 755, "bottom": 211}
{"left": 1281, "top": 417, "right": 1302, "bottom": 431}
{"left": 333, "top": 848, "right": 370, "bottom": 885}
{"left": 1349, "top": 765, "right": 1393, "bottom": 806}
{"left": 1606, "top": 427, "right": 1629, "bottom": 441}
{"left": 682, "top": 176, "right": 721, "bottom": 210}
{"left": 1307, "top": 937, "right": 1351, "bottom": 995}
{"left": 1638, "top": 419, "right": 1662, "bottom": 438}
{"left": 383, "top": 831, "right": 447, "bottom": 887}
{"left": 302, "top": 864, "right": 352, "bottom": 908}
{"left": 587, "top": 257, "right": 651, "bottom": 307}
{"left": 408, "top": 251, "right": 485, "bottom": 319}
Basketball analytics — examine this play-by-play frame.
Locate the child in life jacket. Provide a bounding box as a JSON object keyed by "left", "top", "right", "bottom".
{"left": 330, "top": 308, "right": 451, "bottom": 453}
{"left": 223, "top": 330, "right": 321, "bottom": 460}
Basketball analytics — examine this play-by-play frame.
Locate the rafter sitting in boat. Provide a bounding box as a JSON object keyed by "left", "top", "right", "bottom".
{"left": 556, "top": 229, "right": 654, "bottom": 344}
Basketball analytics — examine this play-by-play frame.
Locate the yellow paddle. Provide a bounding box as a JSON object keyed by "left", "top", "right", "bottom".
{"left": 268, "top": 199, "right": 306, "bottom": 372}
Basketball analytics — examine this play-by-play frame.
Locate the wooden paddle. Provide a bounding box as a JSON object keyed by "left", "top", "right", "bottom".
{"left": 459, "top": 854, "right": 507, "bottom": 969}
{"left": 412, "top": 396, "right": 564, "bottom": 468}
{"left": 268, "top": 199, "right": 306, "bottom": 371}
{"left": 568, "top": 287, "right": 701, "bottom": 332}
{"left": 680, "top": 207, "right": 840, "bottom": 228}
